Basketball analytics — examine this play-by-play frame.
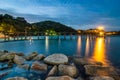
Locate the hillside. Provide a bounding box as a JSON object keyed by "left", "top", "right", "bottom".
{"left": 32, "top": 21, "right": 77, "bottom": 33}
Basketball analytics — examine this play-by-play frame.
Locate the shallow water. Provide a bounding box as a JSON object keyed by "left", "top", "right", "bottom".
{"left": 0, "top": 36, "right": 120, "bottom": 67}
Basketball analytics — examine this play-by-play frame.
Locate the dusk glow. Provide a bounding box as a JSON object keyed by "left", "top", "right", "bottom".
{"left": 0, "top": 0, "right": 120, "bottom": 30}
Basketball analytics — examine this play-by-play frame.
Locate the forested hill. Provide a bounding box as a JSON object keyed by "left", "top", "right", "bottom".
{"left": 32, "top": 21, "right": 77, "bottom": 33}
{"left": 0, "top": 14, "right": 77, "bottom": 33}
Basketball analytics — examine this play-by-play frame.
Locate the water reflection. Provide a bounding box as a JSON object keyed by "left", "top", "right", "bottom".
{"left": 77, "top": 36, "right": 81, "bottom": 56}
{"left": 45, "top": 36, "right": 49, "bottom": 54}
{"left": 92, "top": 37, "right": 109, "bottom": 65}
{"left": 85, "top": 36, "right": 90, "bottom": 57}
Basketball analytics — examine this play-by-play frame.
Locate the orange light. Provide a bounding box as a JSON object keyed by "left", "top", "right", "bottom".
{"left": 97, "top": 26, "right": 104, "bottom": 30}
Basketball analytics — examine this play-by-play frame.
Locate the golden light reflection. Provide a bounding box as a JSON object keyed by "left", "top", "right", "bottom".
{"left": 85, "top": 36, "right": 90, "bottom": 57}
{"left": 92, "top": 37, "right": 109, "bottom": 66}
{"left": 77, "top": 36, "right": 81, "bottom": 56}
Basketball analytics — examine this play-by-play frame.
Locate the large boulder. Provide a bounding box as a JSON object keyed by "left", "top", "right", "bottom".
{"left": 46, "top": 76, "right": 74, "bottom": 80}
{"left": 90, "top": 76, "right": 114, "bottom": 80}
{"left": 84, "top": 65, "right": 114, "bottom": 76}
{"left": 32, "top": 54, "right": 45, "bottom": 61}
{"left": 58, "top": 64, "right": 78, "bottom": 78}
{"left": 31, "top": 61, "right": 47, "bottom": 72}
{"left": 7, "top": 77, "right": 28, "bottom": 80}
{"left": 44, "top": 54, "right": 68, "bottom": 65}
{"left": 13, "top": 55, "right": 25, "bottom": 65}
{"left": 48, "top": 65, "right": 57, "bottom": 76}
{"left": 0, "top": 53, "right": 15, "bottom": 61}
{"left": 26, "top": 52, "right": 38, "bottom": 60}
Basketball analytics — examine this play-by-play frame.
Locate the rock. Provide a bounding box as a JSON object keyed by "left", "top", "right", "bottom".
{"left": 16, "top": 53, "right": 25, "bottom": 56}
{"left": 58, "top": 64, "right": 78, "bottom": 78}
{"left": 31, "top": 61, "right": 47, "bottom": 71}
{"left": 0, "top": 50, "right": 5, "bottom": 56}
{"left": 18, "top": 64, "right": 30, "bottom": 70}
{"left": 7, "top": 77, "right": 28, "bottom": 80}
{"left": 46, "top": 76, "right": 74, "bottom": 80}
{"left": 26, "top": 52, "right": 38, "bottom": 60}
{"left": 84, "top": 65, "right": 114, "bottom": 76}
{"left": 44, "top": 54, "right": 68, "bottom": 65}
{"left": 13, "top": 55, "right": 25, "bottom": 65}
{"left": 0, "top": 53, "right": 15, "bottom": 61}
{"left": 32, "top": 54, "right": 45, "bottom": 61}
{"left": 48, "top": 65, "right": 57, "bottom": 76}
{"left": 90, "top": 76, "right": 114, "bottom": 80}
{"left": 73, "top": 58, "right": 102, "bottom": 66}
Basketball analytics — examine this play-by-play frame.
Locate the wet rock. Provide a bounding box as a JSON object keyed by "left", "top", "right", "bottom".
{"left": 0, "top": 53, "right": 15, "bottom": 61}
{"left": 13, "top": 55, "right": 25, "bottom": 65}
{"left": 16, "top": 53, "right": 25, "bottom": 56}
{"left": 18, "top": 64, "right": 30, "bottom": 70}
{"left": 48, "top": 65, "right": 57, "bottom": 76}
{"left": 58, "top": 64, "right": 78, "bottom": 78}
{"left": 46, "top": 76, "right": 74, "bottom": 80}
{"left": 26, "top": 52, "right": 38, "bottom": 60}
{"left": 32, "top": 54, "right": 45, "bottom": 61}
{"left": 84, "top": 65, "right": 114, "bottom": 76}
{"left": 73, "top": 58, "right": 102, "bottom": 66}
{"left": 7, "top": 77, "right": 28, "bottom": 80}
{"left": 31, "top": 61, "right": 47, "bottom": 71}
{"left": 90, "top": 76, "right": 114, "bottom": 80}
{"left": 44, "top": 54, "right": 68, "bottom": 65}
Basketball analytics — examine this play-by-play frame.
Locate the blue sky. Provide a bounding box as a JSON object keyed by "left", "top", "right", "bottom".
{"left": 0, "top": 0, "right": 120, "bottom": 31}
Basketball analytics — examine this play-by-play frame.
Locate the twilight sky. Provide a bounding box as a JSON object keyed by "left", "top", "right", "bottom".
{"left": 0, "top": 0, "right": 120, "bottom": 31}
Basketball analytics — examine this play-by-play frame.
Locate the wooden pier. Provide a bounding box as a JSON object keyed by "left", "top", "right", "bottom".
{"left": 0, "top": 32, "right": 81, "bottom": 42}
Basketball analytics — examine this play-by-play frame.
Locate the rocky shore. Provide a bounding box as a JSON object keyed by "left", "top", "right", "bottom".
{"left": 0, "top": 50, "right": 120, "bottom": 80}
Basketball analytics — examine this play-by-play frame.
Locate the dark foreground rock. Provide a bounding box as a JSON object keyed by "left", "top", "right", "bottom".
{"left": 46, "top": 76, "right": 74, "bottom": 80}
{"left": 44, "top": 54, "right": 68, "bottom": 65}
